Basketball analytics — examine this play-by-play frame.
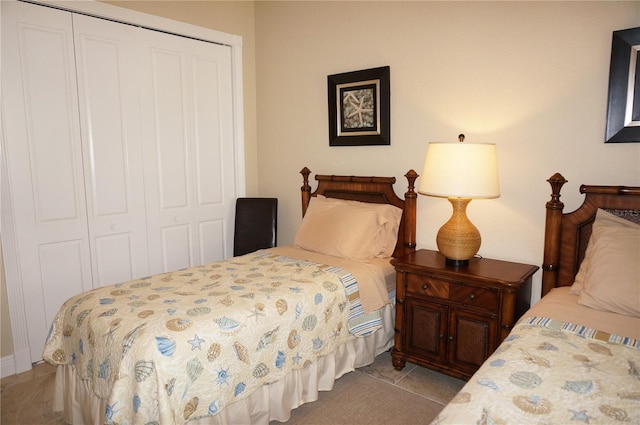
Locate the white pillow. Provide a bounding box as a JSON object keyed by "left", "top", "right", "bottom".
{"left": 294, "top": 196, "right": 402, "bottom": 260}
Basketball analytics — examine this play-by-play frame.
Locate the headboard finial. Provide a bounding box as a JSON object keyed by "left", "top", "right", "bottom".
{"left": 546, "top": 173, "right": 567, "bottom": 210}
{"left": 300, "top": 167, "right": 312, "bottom": 216}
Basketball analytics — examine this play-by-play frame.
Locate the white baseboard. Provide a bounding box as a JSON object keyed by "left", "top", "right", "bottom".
{"left": 1, "top": 355, "right": 16, "bottom": 378}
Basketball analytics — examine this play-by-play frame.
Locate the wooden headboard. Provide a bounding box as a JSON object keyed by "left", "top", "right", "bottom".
{"left": 542, "top": 172, "right": 640, "bottom": 296}
{"left": 300, "top": 167, "right": 419, "bottom": 258}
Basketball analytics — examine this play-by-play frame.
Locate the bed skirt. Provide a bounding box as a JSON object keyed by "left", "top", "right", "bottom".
{"left": 53, "top": 301, "right": 395, "bottom": 424}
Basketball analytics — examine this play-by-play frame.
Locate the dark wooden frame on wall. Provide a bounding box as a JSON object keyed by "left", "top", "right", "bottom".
{"left": 605, "top": 27, "right": 640, "bottom": 143}
{"left": 327, "top": 66, "right": 390, "bottom": 146}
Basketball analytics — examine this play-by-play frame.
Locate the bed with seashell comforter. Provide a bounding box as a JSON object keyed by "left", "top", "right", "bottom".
{"left": 42, "top": 167, "right": 420, "bottom": 424}
{"left": 432, "top": 174, "right": 640, "bottom": 424}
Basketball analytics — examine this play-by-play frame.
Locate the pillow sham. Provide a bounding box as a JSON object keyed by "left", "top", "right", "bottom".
{"left": 576, "top": 209, "right": 640, "bottom": 317}
{"left": 570, "top": 208, "right": 640, "bottom": 295}
{"left": 293, "top": 195, "right": 402, "bottom": 260}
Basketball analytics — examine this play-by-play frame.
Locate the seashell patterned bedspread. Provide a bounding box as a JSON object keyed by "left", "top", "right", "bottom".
{"left": 432, "top": 316, "right": 640, "bottom": 424}
{"left": 42, "top": 250, "right": 384, "bottom": 424}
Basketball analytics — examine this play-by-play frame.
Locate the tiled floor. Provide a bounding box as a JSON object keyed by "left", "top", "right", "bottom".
{"left": 0, "top": 352, "right": 464, "bottom": 424}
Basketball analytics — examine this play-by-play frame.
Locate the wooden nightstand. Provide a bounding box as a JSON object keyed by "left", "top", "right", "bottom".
{"left": 391, "top": 249, "right": 539, "bottom": 380}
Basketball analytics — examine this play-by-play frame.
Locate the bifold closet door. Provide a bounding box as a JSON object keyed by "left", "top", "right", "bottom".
{"left": 72, "top": 14, "right": 150, "bottom": 287}
{"left": 2, "top": 1, "right": 93, "bottom": 361}
{"left": 138, "top": 28, "right": 236, "bottom": 274}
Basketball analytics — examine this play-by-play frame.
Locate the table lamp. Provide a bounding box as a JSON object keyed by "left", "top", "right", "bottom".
{"left": 419, "top": 135, "right": 500, "bottom": 266}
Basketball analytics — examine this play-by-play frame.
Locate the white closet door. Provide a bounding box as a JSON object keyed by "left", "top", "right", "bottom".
{"left": 1, "top": 1, "right": 92, "bottom": 361}
{"left": 139, "top": 29, "right": 236, "bottom": 274}
{"left": 72, "top": 14, "right": 150, "bottom": 287}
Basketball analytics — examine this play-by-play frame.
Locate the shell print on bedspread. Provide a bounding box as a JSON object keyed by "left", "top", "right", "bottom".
{"left": 587, "top": 342, "right": 612, "bottom": 356}
{"left": 99, "top": 298, "right": 115, "bottom": 304}
{"left": 253, "top": 362, "right": 269, "bottom": 379}
{"left": 257, "top": 327, "right": 280, "bottom": 351}
{"left": 599, "top": 405, "right": 630, "bottom": 422}
{"left": 275, "top": 351, "right": 286, "bottom": 369}
{"left": 322, "top": 281, "right": 338, "bottom": 292}
{"left": 156, "top": 336, "right": 176, "bottom": 357}
{"left": 130, "top": 281, "right": 151, "bottom": 288}
{"left": 213, "top": 316, "right": 242, "bottom": 333}
{"left": 234, "top": 382, "right": 246, "bottom": 397}
{"left": 512, "top": 395, "right": 552, "bottom": 415}
{"left": 287, "top": 330, "right": 301, "bottom": 349}
{"left": 166, "top": 318, "right": 192, "bottom": 331}
{"left": 133, "top": 395, "right": 141, "bottom": 413}
{"left": 509, "top": 372, "right": 542, "bottom": 389}
{"left": 314, "top": 293, "right": 323, "bottom": 304}
{"left": 122, "top": 324, "right": 145, "bottom": 355}
{"left": 187, "top": 307, "right": 212, "bottom": 316}
{"left": 137, "top": 310, "right": 154, "bottom": 319}
{"left": 207, "top": 343, "right": 221, "bottom": 361}
{"left": 76, "top": 310, "right": 91, "bottom": 326}
{"left": 276, "top": 299, "right": 287, "bottom": 315}
{"left": 51, "top": 349, "right": 66, "bottom": 363}
{"left": 187, "top": 358, "right": 204, "bottom": 382}
{"left": 302, "top": 315, "right": 318, "bottom": 331}
{"left": 110, "top": 289, "right": 131, "bottom": 296}
{"left": 184, "top": 397, "right": 199, "bottom": 420}
{"left": 234, "top": 342, "right": 250, "bottom": 363}
{"left": 99, "top": 308, "right": 118, "bottom": 317}
{"left": 562, "top": 380, "right": 594, "bottom": 394}
{"left": 134, "top": 360, "right": 154, "bottom": 382}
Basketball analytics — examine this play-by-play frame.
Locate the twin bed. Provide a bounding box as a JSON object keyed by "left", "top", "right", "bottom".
{"left": 433, "top": 173, "right": 640, "bottom": 424}
{"left": 43, "top": 168, "right": 639, "bottom": 424}
{"left": 43, "top": 167, "right": 419, "bottom": 424}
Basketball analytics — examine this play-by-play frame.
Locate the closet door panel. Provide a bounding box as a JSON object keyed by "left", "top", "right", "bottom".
{"left": 73, "top": 14, "right": 150, "bottom": 286}
{"left": 140, "top": 29, "right": 235, "bottom": 273}
{"left": 1, "top": 1, "right": 92, "bottom": 361}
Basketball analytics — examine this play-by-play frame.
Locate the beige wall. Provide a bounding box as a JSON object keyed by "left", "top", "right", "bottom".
{"left": 2, "top": 0, "right": 639, "bottom": 361}
{"left": 254, "top": 1, "right": 640, "bottom": 304}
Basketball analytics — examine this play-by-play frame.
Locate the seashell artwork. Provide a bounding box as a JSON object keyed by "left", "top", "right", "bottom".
{"left": 166, "top": 318, "right": 193, "bottom": 331}
{"left": 275, "top": 299, "right": 287, "bottom": 315}
{"left": 252, "top": 362, "right": 269, "bottom": 379}
{"left": 156, "top": 336, "right": 176, "bottom": 357}
{"left": 477, "top": 379, "right": 499, "bottom": 390}
{"left": 76, "top": 310, "right": 91, "bottom": 326}
{"left": 512, "top": 395, "right": 552, "bottom": 415}
{"left": 271, "top": 281, "right": 282, "bottom": 287}
{"left": 219, "top": 295, "right": 234, "bottom": 307}
{"left": 99, "top": 309, "right": 118, "bottom": 317}
{"left": 51, "top": 349, "right": 66, "bottom": 363}
{"left": 520, "top": 349, "right": 551, "bottom": 368}
{"left": 207, "top": 343, "right": 221, "bottom": 362}
{"left": 99, "top": 298, "right": 115, "bottom": 304}
{"left": 165, "top": 378, "right": 176, "bottom": 395}
{"left": 133, "top": 395, "right": 141, "bottom": 413}
{"left": 63, "top": 325, "right": 74, "bottom": 337}
{"left": 187, "top": 358, "right": 204, "bottom": 382}
{"left": 257, "top": 327, "right": 280, "bottom": 350}
{"left": 135, "top": 360, "right": 154, "bottom": 382}
{"left": 213, "top": 316, "right": 242, "bottom": 333}
{"left": 234, "top": 382, "right": 246, "bottom": 397}
{"left": 312, "top": 337, "right": 323, "bottom": 351}
{"left": 183, "top": 397, "right": 199, "bottom": 420}
{"left": 599, "top": 405, "right": 629, "bottom": 421}
{"left": 234, "top": 341, "right": 250, "bottom": 363}
{"left": 509, "top": 371, "right": 542, "bottom": 389}
{"left": 322, "top": 281, "right": 338, "bottom": 292}
{"left": 187, "top": 307, "right": 212, "bottom": 317}
{"left": 295, "top": 303, "right": 302, "bottom": 320}
{"left": 587, "top": 342, "right": 612, "bottom": 356}
{"left": 98, "top": 359, "right": 110, "bottom": 379}
{"left": 110, "top": 289, "right": 131, "bottom": 296}
{"left": 537, "top": 342, "right": 558, "bottom": 351}
{"left": 287, "top": 330, "right": 301, "bottom": 349}
{"left": 208, "top": 401, "right": 219, "bottom": 415}
{"left": 122, "top": 324, "right": 144, "bottom": 355}
{"left": 275, "top": 351, "right": 286, "bottom": 369}
{"left": 130, "top": 281, "right": 151, "bottom": 288}
{"left": 562, "top": 380, "right": 594, "bottom": 394}
{"left": 302, "top": 315, "right": 318, "bottom": 331}
{"left": 240, "top": 293, "right": 255, "bottom": 299}
{"left": 254, "top": 302, "right": 265, "bottom": 311}
{"left": 128, "top": 301, "right": 146, "bottom": 308}
{"left": 618, "top": 391, "right": 640, "bottom": 401}
{"left": 147, "top": 294, "right": 161, "bottom": 301}
{"left": 314, "top": 293, "right": 323, "bottom": 304}
{"left": 137, "top": 310, "right": 154, "bottom": 319}
{"left": 489, "top": 359, "right": 506, "bottom": 367}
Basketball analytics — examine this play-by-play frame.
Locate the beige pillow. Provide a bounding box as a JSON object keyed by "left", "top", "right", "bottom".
{"left": 577, "top": 209, "right": 640, "bottom": 317}
{"left": 570, "top": 209, "right": 640, "bottom": 295}
{"left": 294, "top": 196, "right": 402, "bottom": 260}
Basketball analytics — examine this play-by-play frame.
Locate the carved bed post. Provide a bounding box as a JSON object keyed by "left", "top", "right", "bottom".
{"left": 300, "top": 167, "right": 312, "bottom": 217}
{"left": 403, "top": 169, "right": 419, "bottom": 255}
{"left": 542, "top": 173, "right": 567, "bottom": 296}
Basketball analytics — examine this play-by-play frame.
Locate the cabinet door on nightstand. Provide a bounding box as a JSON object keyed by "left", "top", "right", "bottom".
{"left": 448, "top": 309, "right": 497, "bottom": 375}
{"left": 405, "top": 298, "right": 448, "bottom": 363}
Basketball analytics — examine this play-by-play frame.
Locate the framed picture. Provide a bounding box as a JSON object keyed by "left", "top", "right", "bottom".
{"left": 605, "top": 27, "right": 640, "bottom": 143}
{"left": 327, "top": 66, "right": 390, "bottom": 146}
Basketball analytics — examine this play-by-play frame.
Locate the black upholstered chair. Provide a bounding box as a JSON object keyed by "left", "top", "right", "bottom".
{"left": 233, "top": 198, "right": 278, "bottom": 256}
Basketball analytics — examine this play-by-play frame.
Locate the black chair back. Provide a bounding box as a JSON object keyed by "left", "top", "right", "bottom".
{"left": 233, "top": 198, "right": 278, "bottom": 256}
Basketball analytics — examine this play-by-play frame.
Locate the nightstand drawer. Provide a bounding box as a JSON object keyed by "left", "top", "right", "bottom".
{"left": 406, "top": 274, "right": 450, "bottom": 299}
{"left": 450, "top": 283, "right": 499, "bottom": 311}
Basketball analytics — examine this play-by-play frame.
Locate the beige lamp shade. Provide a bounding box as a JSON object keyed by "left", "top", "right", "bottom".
{"left": 419, "top": 142, "right": 500, "bottom": 265}
{"left": 419, "top": 142, "right": 500, "bottom": 199}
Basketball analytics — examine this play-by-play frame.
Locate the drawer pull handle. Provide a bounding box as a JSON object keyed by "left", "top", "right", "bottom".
{"left": 439, "top": 334, "right": 444, "bottom": 339}
{"left": 422, "top": 284, "right": 428, "bottom": 290}
{"left": 468, "top": 294, "right": 476, "bottom": 300}
{"left": 448, "top": 336, "right": 454, "bottom": 341}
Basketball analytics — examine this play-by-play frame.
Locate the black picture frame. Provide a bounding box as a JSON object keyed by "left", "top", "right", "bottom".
{"left": 605, "top": 27, "right": 640, "bottom": 143}
{"left": 328, "top": 66, "right": 390, "bottom": 146}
